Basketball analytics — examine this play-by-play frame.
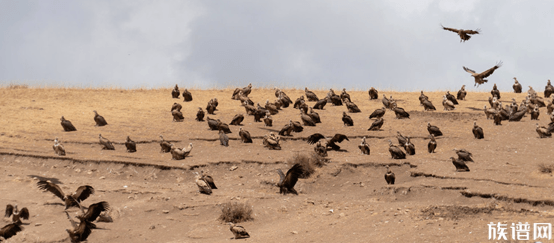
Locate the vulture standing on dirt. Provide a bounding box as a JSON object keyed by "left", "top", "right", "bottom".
{"left": 238, "top": 128, "right": 252, "bottom": 143}
{"left": 368, "top": 118, "right": 384, "bottom": 131}
{"left": 472, "top": 122, "right": 484, "bottom": 139}
{"left": 342, "top": 112, "right": 354, "bottom": 126}
{"left": 369, "top": 107, "right": 386, "bottom": 119}
{"left": 293, "top": 96, "right": 305, "bottom": 109}
{"left": 388, "top": 140, "right": 406, "bottom": 159}
{"left": 427, "top": 123, "right": 443, "bottom": 137}
{"left": 305, "top": 88, "right": 319, "bottom": 101}
{"left": 392, "top": 105, "right": 410, "bottom": 119}
{"left": 200, "top": 171, "right": 217, "bottom": 189}
{"left": 159, "top": 135, "right": 172, "bottom": 153}
{"left": 545, "top": 80, "right": 554, "bottom": 98}
{"left": 463, "top": 61, "right": 503, "bottom": 87}
{"left": 358, "top": 137, "right": 370, "bottom": 155}
{"left": 229, "top": 223, "right": 250, "bottom": 239}
{"left": 60, "top": 116, "right": 77, "bottom": 132}
{"left": 194, "top": 172, "right": 212, "bottom": 195}
{"left": 454, "top": 149, "right": 474, "bottom": 162}
{"left": 531, "top": 107, "right": 540, "bottom": 120}
{"left": 297, "top": 100, "right": 309, "bottom": 114}
{"left": 396, "top": 132, "right": 407, "bottom": 146}
{"left": 450, "top": 157, "right": 470, "bottom": 172}
{"left": 445, "top": 91, "right": 458, "bottom": 105}
{"left": 327, "top": 89, "right": 343, "bottom": 106}
{"left": 457, "top": 85, "right": 467, "bottom": 100}
{"left": 312, "top": 97, "right": 328, "bottom": 110}
{"left": 513, "top": 78, "right": 522, "bottom": 93}
{"left": 125, "top": 136, "right": 136, "bottom": 152}
{"left": 307, "top": 133, "right": 349, "bottom": 151}
{"left": 172, "top": 84, "right": 180, "bottom": 98}
{"left": 196, "top": 108, "right": 205, "bottom": 121}
{"left": 278, "top": 120, "right": 302, "bottom": 136}
{"left": 422, "top": 98, "right": 436, "bottom": 111}
{"left": 0, "top": 223, "right": 23, "bottom": 241}
{"left": 171, "top": 103, "right": 182, "bottom": 112}
{"left": 172, "top": 109, "right": 185, "bottom": 122}
{"left": 340, "top": 88, "right": 351, "bottom": 102}
{"left": 428, "top": 134, "right": 437, "bottom": 153}
{"left": 53, "top": 138, "right": 66, "bottom": 156}
{"left": 308, "top": 108, "right": 321, "bottom": 123}
{"left": 37, "top": 180, "right": 94, "bottom": 210}
{"left": 345, "top": 99, "right": 361, "bottom": 113}
{"left": 419, "top": 91, "right": 429, "bottom": 104}
{"left": 182, "top": 89, "right": 193, "bottom": 101}
{"left": 509, "top": 108, "right": 527, "bottom": 122}
{"left": 368, "top": 87, "right": 378, "bottom": 100}
{"left": 170, "top": 144, "right": 193, "bottom": 160}
{"left": 219, "top": 130, "right": 229, "bottom": 147}
{"left": 441, "top": 25, "right": 480, "bottom": 42}
{"left": 300, "top": 110, "right": 316, "bottom": 126}
{"left": 98, "top": 134, "right": 115, "bottom": 150}
{"left": 93, "top": 110, "right": 108, "bottom": 126}
{"left": 217, "top": 120, "right": 232, "bottom": 133}
{"left": 382, "top": 95, "right": 390, "bottom": 109}
{"left": 314, "top": 141, "right": 327, "bottom": 157}
{"left": 493, "top": 112, "right": 502, "bottom": 126}
{"left": 5, "top": 204, "right": 29, "bottom": 225}
{"left": 384, "top": 166, "right": 395, "bottom": 185}
{"left": 263, "top": 114, "right": 272, "bottom": 127}
{"left": 206, "top": 102, "right": 216, "bottom": 115}
{"left": 230, "top": 114, "right": 244, "bottom": 126}
{"left": 404, "top": 137, "right": 415, "bottom": 155}
{"left": 491, "top": 84, "right": 501, "bottom": 99}
{"left": 265, "top": 100, "right": 279, "bottom": 115}
{"left": 277, "top": 163, "right": 303, "bottom": 195}
{"left": 536, "top": 123, "right": 552, "bottom": 138}
{"left": 442, "top": 96, "right": 455, "bottom": 111}
{"left": 263, "top": 133, "right": 281, "bottom": 150}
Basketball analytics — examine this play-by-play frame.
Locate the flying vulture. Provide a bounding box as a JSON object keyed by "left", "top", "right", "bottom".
{"left": 66, "top": 212, "right": 96, "bottom": 242}
{"left": 93, "top": 111, "right": 108, "bottom": 126}
{"left": 463, "top": 61, "right": 503, "bottom": 87}
{"left": 229, "top": 223, "right": 250, "bottom": 239}
{"left": 441, "top": 24, "right": 480, "bottom": 42}
{"left": 53, "top": 138, "right": 66, "bottom": 156}
{"left": 358, "top": 137, "right": 370, "bottom": 155}
{"left": 78, "top": 201, "right": 110, "bottom": 223}
{"left": 307, "top": 133, "right": 349, "bottom": 151}
{"left": 277, "top": 163, "right": 303, "bottom": 195}
{"left": 60, "top": 116, "right": 77, "bottom": 132}
{"left": 368, "top": 118, "right": 384, "bottom": 131}
{"left": 384, "top": 166, "right": 395, "bottom": 185}
{"left": 125, "top": 136, "right": 136, "bottom": 152}
{"left": 239, "top": 128, "right": 252, "bottom": 143}
{"left": 37, "top": 180, "right": 94, "bottom": 210}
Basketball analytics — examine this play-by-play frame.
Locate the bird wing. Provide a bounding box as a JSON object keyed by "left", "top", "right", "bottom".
{"left": 74, "top": 185, "right": 95, "bottom": 202}
{"left": 307, "top": 133, "right": 325, "bottom": 144}
{"left": 82, "top": 201, "right": 109, "bottom": 222}
{"left": 463, "top": 66, "right": 476, "bottom": 75}
{"left": 0, "top": 223, "right": 22, "bottom": 239}
{"left": 331, "top": 134, "right": 349, "bottom": 143}
{"left": 277, "top": 169, "right": 285, "bottom": 186}
{"left": 283, "top": 164, "right": 303, "bottom": 189}
{"left": 441, "top": 25, "right": 460, "bottom": 33}
{"left": 5, "top": 204, "right": 13, "bottom": 217}
{"left": 463, "top": 29, "right": 480, "bottom": 35}
{"left": 37, "top": 181, "right": 66, "bottom": 201}
{"left": 292, "top": 122, "right": 304, "bottom": 132}
{"left": 478, "top": 61, "right": 503, "bottom": 78}
{"left": 19, "top": 207, "right": 29, "bottom": 220}
{"left": 78, "top": 219, "right": 95, "bottom": 241}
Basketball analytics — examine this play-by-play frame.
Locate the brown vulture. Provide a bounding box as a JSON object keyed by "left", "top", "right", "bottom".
{"left": 441, "top": 24, "right": 480, "bottom": 42}
{"left": 384, "top": 166, "right": 395, "bottom": 185}
{"left": 314, "top": 141, "right": 327, "bottom": 157}
{"left": 368, "top": 87, "right": 378, "bottom": 100}
{"left": 305, "top": 88, "right": 319, "bottom": 101}
{"left": 66, "top": 211, "right": 96, "bottom": 242}
{"left": 53, "top": 138, "right": 66, "bottom": 156}
{"left": 513, "top": 78, "right": 522, "bottom": 93}
{"left": 170, "top": 143, "right": 193, "bottom": 160}
{"left": 531, "top": 107, "right": 540, "bottom": 120}
{"left": 342, "top": 112, "right": 353, "bottom": 126}
{"left": 263, "top": 133, "right": 281, "bottom": 150}
{"left": 454, "top": 148, "right": 474, "bottom": 162}
{"left": 279, "top": 120, "right": 303, "bottom": 136}
{"left": 312, "top": 97, "right": 328, "bottom": 110}
{"left": 472, "top": 122, "right": 484, "bottom": 139}
{"left": 219, "top": 130, "right": 229, "bottom": 147}
{"left": 428, "top": 134, "right": 437, "bottom": 153}
{"left": 217, "top": 119, "right": 232, "bottom": 133}
{"left": 61, "top": 116, "right": 77, "bottom": 132}
{"left": 78, "top": 201, "right": 110, "bottom": 223}
{"left": 442, "top": 96, "right": 455, "bottom": 111}
{"left": 182, "top": 89, "right": 192, "bottom": 101}
{"left": 195, "top": 107, "right": 205, "bottom": 121}
{"left": 171, "top": 84, "right": 180, "bottom": 98}
{"left": 253, "top": 109, "right": 267, "bottom": 123}
{"left": 404, "top": 137, "right": 415, "bottom": 155}
{"left": 381, "top": 94, "right": 390, "bottom": 109}
{"left": 463, "top": 61, "right": 503, "bottom": 87}
{"left": 229, "top": 223, "right": 250, "bottom": 239}
{"left": 200, "top": 171, "right": 217, "bottom": 189}
{"left": 445, "top": 91, "right": 458, "bottom": 105}
{"left": 98, "top": 134, "right": 115, "bottom": 150}
{"left": 125, "top": 136, "right": 136, "bottom": 152}
{"left": 277, "top": 163, "right": 303, "bottom": 195}
{"left": 340, "top": 88, "right": 351, "bottom": 102}
{"left": 308, "top": 108, "right": 321, "bottom": 123}
{"left": 536, "top": 123, "right": 552, "bottom": 138}
{"left": 263, "top": 114, "right": 273, "bottom": 127}
{"left": 545, "top": 80, "right": 554, "bottom": 98}
{"left": 457, "top": 85, "right": 467, "bottom": 100}
{"left": 93, "top": 110, "right": 108, "bottom": 126}
{"left": 207, "top": 117, "right": 219, "bottom": 130}
{"left": 293, "top": 96, "right": 305, "bottom": 109}
{"left": 159, "top": 135, "right": 172, "bottom": 153}
{"left": 369, "top": 107, "right": 386, "bottom": 119}
{"left": 171, "top": 109, "right": 184, "bottom": 122}
{"left": 388, "top": 140, "right": 406, "bottom": 159}
{"left": 491, "top": 83, "right": 501, "bottom": 99}
{"left": 368, "top": 118, "right": 384, "bottom": 131}
{"left": 422, "top": 98, "right": 436, "bottom": 111}
{"left": 345, "top": 99, "right": 361, "bottom": 113}
{"left": 230, "top": 114, "right": 244, "bottom": 126}
{"left": 37, "top": 180, "right": 94, "bottom": 210}
{"left": 307, "top": 133, "right": 349, "bottom": 151}
{"left": 427, "top": 123, "right": 443, "bottom": 136}
{"left": 194, "top": 172, "right": 212, "bottom": 195}
{"left": 396, "top": 132, "right": 407, "bottom": 146}
{"left": 392, "top": 105, "right": 410, "bottom": 119}
{"left": 300, "top": 110, "right": 316, "bottom": 126}
{"left": 238, "top": 128, "right": 252, "bottom": 143}
{"left": 265, "top": 100, "right": 279, "bottom": 115}
{"left": 0, "top": 223, "right": 23, "bottom": 240}
{"left": 171, "top": 103, "right": 182, "bottom": 112}
{"left": 358, "top": 137, "right": 370, "bottom": 155}
{"left": 509, "top": 107, "right": 527, "bottom": 122}
{"left": 5, "top": 204, "right": 29, "bottom": 225}
{"left": 450, "top": 157, "right": 470, "bottom": 172}
{"left": 419, "top": 91, "right": 429, "bottom": 104}
{"left": 242, "top": 83, "right": 252, "bottom": 97}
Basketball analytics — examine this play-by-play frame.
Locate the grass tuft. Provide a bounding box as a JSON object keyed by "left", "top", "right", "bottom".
{"left": 219, "top": 202, "right": 253, "bottom": 223}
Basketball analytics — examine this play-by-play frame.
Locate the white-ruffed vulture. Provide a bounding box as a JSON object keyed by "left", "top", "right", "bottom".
{"left": 388, "top": 140, "right": 405, "bottom": 159}
{"left": 463, "top": 61, "right": 503, "bottom": 87}
{"left": 196, "top": 108, "right": 205, "bottom": 121}
{"left": 263, "top": 114, "right": 272, "bottom": 127}
{"left": 229, "top": 223, "right": 250, "bottom": 239}
{"left": 277, "top": 163, "right": 303, "bottom": 195}
{"left": 358, "top": 137, "right": 370, "bottom": 155}
{"left": 5, "top": 204, "right": 29, "bottom": 225}
{"left": 384, "top": 166, "right": 395, "bottom": 185}
{"left": 37, "top": 180, "right": 94, "bottom": 210}
{"left": 457, "top": 85, "right": 467, "bottom": 100}
{"left": 531, "top": 107, "right": 540, "bottom": 120}
{"left": 53, "top": 138, "right": 66, "bottom": 156}
{"left": 159, "top": 135, "right": 172, "bottom": 153}
{"left": 428, "top": 134, "right": 437, "bottom": 153}
{"left": 472, "top": 121, "right": 484, "bottom": 139}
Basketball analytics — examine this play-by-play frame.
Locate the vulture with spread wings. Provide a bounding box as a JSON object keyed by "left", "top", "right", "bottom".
{"left": 441, "top": 25, "right": 480, "bottom": 42}
{"left": 37, "top": 180, "right": 94, "bottom": 210}
{"left": 306, "top": 133, "right": 349, "bottom": 151}
{"left": 463, "top": 61, "right": 503, "bottom": 87}
{"left": 277, "top": 164, "right": 303, "bottom": 195}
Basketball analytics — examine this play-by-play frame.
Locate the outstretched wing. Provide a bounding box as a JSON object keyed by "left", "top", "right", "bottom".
{"left": 307, "top": 133, "right": 325, "bottom": 144}
{"left": 5, "top": 204, "right": 13, "bottom": 217}
{"left": 479, "top": 61, "right": 502, "bottom": 78}
{"left": 81, "top": 201, "right": 109, "bottom": 222}
{"left": 37, "top": 180, "right": 66, "bottom": 201}
{"left": 441, "top": 25, "right": 460, "bottom": 33}
{"left": 74, "top": 185, "right": 95, "bottom": 202}
{"left": 330, "top": 134, "right": 349, "bottom": 143}
{"left": 463, "top": 28, "right": 480, "bottom": 35}
{"left": 19, "top": 207, "right": 29, "bottom": 220}
{"left": 0, "top": 223, "right": 22, "bottom": 239}
{"left": 463, "top": 66, "right": 476, "bottom": 75}
{"left": 283, "top": 164, "right": 303, "bottom": 189}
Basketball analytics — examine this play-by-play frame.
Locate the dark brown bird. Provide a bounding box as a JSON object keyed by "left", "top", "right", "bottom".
{"left": 159, "top": 135, "right": 172, "bottom": 153}
{"left": 382, "top": 94, "right": 390, "bottom": 109}
{"left": 450, "top": 157, "right": 470, "bottom": 172}
{"left": 93, "top": 110, "right": 108, "bottom": 126}
{"left": 392, "top": 105, "right": 410, "bottom": 119}
{"left": 531, "top": 107, "right": 540, "bottom": 120}
{"left": 217, "top": 120, "right": 232, "bottom": 133}
{"left": 229, "top": 223, "right": 250, "bottom": 239}
{"left": 472, "top": 121, "right": 484, "bottom": 139}
{"left": 463, "top": 61, "right": 503, "bottom": 87}
{"left": 78, "top": 201, "right": 109, "bottom": 223}
{"left": 340, "top": 88, "right": 351, "bottom": 102}
{"left": 369, "top": 107, "right": 386, "bottom": 119}
{"left": 293, "top": 96, "right": 305, "bottom": 109}
{"left": 457, "top": 85, "right": 467, "bottom": 100}
{"left": 358, "top": 137, "right": 370, "bottom": 155}
{"left": 61, "top": 116, "right": 77, "bottom": 132}
{"left": 238, "top": 127, "right": 252, "bottom": 143}
{"left": 314, "top": 141, "right": 327, "bottom": 157}
{"left": 182, "top": 89, "right": 193, "bottom": 101}
{"left": 345, "top": 99, "right": 361, "bottom": 113}
{"left": 37, "top": 180, "right": 94, "bottom": 210}
{"left": 427, "top": 123, "right": 443, "bottom": 136}
{"left": 545, "top": 80, "right": 554, "bottom": 98}
{"left": 396, "top": 131, "right": 407, "bottom": 146}
{"left": 491, "top": 83, "right": 501, "bottom": 99}
{"left": 200, "top": 171, "right": 217, "bottom": 189}
{"left": 422, "top": 98, "right": 436, "bottom": 111}
{"left": 196, "top": 107, "right": 205, "bottom": 121}
{"left": 404, "top": 137, "right": 415, "bottom": 155}
{"left": 513, "top": 78, "right": 522, "bottom": 93}
{"left": 368, "top": 87, "right": 378, "bottom": 100}
{"left": 66, "top": 213, "right": 96, "bottom": 243}
{"left": 265, "top": 100, "right": 279, "bottom": 115}
{"left": 305, "top": 88, "right": 319, "bottom": 101}
{"left": 313, "top": 97, "right": 328, "bottom": 110}
{"left": 98, "top": 134, "right": 115, "bottom": 150}
{"left": 454, "top": 148, "right": 474, "bottom": 162}
{"left": 171, "top": 109, "right": 184, "bottom": 122}
{"left": 263, "top": 114, "right": 272, "bottom": 127}
{"left": 445, "top": 91, "right": 458, "bottom": 105}
{"left": 171, "top": 103, "right": 182, "bottom": 112}
{"left": 53, "top": 138, "right": 66, "bottom": 156}
{"left": 368, "top": 118, "right": 384, "bottom": 131}
{"left": 441, "top": 24, "right": 480, "bottom": 42}
{"left": 219, "top": 130, "right": 229, "bottom": 147}
{"left": 125, "top": 136, "right": 136, "bottom": 152}
{"left": 171, "top": 84, "right": 180, "bottom": 98}
{"left": 308, "top": 107, "right": 321, "bottom": 123}
{"left": 384, "top": 166, "right": 395, "bottom": 185}
{"left": 307, "top": 133, "right": 349, "bottom": 151}
{"left": 428, "top": 134, "right": 437, "bottom": 153}
{"left": 536, "top": 123, "right": 552, "bottom": 138}
{"left": 0, "top": 223, "right": 23, "bottom": 241}
{"left": 277, "top": 164, "right": 303, "bottom": 195}
{"left": 5, "top": 204, "right": 29, "bottom": 225}
{"left": 342, "top": 112, "right": 353, "bottom": 126}
{"left": 388, "top": 140, "right": 405, "bottom": 159}
{"left": 230, "top": 114, "right": 244, "bottom": 126}
{"left": 263, "top": 133, "right": 281, "bottom": 150}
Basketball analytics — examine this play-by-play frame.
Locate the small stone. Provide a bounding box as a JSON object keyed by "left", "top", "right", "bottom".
{"left": 339, "top": 213, "right": 345, "bottom": 218}
{"left": 99, "top": 176, "right": 105, "bottom": 179}
{"left": 35, "top": 223, "right": 42, "bottom": 226}
{"left": 162, "top": 210, "right": 169, "bottom": 214}
{"left": 291, "top": 231, "right": 298, "bottom": 234}
{"left": 149, "top": 225, "right": 155, "bottom": 230}
{"left": 230, "top": 166, "right": 238, "bottom": 171}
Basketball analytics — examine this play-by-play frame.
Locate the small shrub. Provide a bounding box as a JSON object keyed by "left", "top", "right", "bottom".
{"left": 538, "top": 163, "right": 554, "bottom": 174}
{"left": 310, "top": 151, "right": 328, "bottom": 168}
{"left": 219, "top": 202, "right": 253, "bottom": 223}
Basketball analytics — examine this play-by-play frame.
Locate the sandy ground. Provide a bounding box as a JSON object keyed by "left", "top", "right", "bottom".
{"left": 0, "top": 87, "right": 553, "bottom": 242}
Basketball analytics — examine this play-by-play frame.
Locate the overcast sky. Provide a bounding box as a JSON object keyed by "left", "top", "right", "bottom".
{"left": 1, "top": 0, "right": 554, "bottom": 91}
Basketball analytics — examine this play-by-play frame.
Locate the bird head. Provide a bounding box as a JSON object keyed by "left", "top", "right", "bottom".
{"left": 98, "top": 134, "right": 102, "bottom": 138}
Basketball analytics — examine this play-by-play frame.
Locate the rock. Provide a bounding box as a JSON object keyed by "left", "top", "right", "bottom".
{"left": 162, "top": 210, "right": 169, "bottom": 214}
{"left": 149, "top": 225, "right": 156, "bottom": 230}
{"left": 34, "top": 223, "right": 42, "bottom": 226}
{"left": 291, "top": 231, "right": 298, "bottom": 234}
{"left": 99, "top": 176, "right": 106, "bottom": 179}
{"left": 230, "top": 166, "right": 238, "bottom": 171}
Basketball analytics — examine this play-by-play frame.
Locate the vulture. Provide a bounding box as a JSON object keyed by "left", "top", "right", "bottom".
{"left": 217, "top": 120, "right": 232, "bottom": 133}
{"left": 200, "top": 171, "right": 217, "bottom": 189}
{"left": 369, "top": 107, "right": 386, "bottom": 119}
{"left": 545, "top": 80, "right": 554, "bottom": 98}
{"left": 229, "top": 223, "right": 250, "bottom": 239}
{"left": 491, "top": 84, "right": 501, "bottom": 99}
{"left": 472, "top": 121, "right": 484, "bottom": 139}
{"left": 358, "top": 137, "right": 370, "bottom": 155}
{"left": 509, "top": 108, "right": 527, "bottom": 122}
{"left": 171, "top": 103, "right": 182, "bottom": 112}
{"left": 308, "top": 107, "right": 321, "bottom": 123}
{"left": 368, "top": 118, "right": 384, "bottom": 131}
{"left": 388, "top": 140, "right": 406, "bottom": 159}
{"left": 536, "top": 123, "right": 552, "bottom": 138}
{"left": 307, "top": 133, "right": 349, "bottom": 151}
{"left": 66, "top": 211, "right": 96, "bottom": 243}
{"left": 442, "top": 96, "right": 455, "bottom": 111}
{"left": 457, "top": 85, "right": 467, "bottom": 100}
{"left": 531, "top": 107, "right": 540, "bottom": 120}
{"left": 419, "top": 91, "right": 429, "bottom": 104}
{"left": 450, "top": 157, "right": 470, "bottom": 172}
{"left": 170, "top": 143, "right": 193, "bottom": 160}
{"left": 445, "top": 91, "right": 458, "bottom": 105}
{"left": 548, "top": 99, "right": 554, "bottom": 115}
{"left": 263, "top": 133, "right": 281, "bottom": 150}
{"left": 60, "top": 116, "right": 77, "bottom": 132}
{"left": 493, "top": 112, "right": 502, "bottom": 126}
{"left": 300, "top": 110, "right": 316, "bottom": 126}
{"left": 273, "top": 99, "right": 282, "bottom": 110}
{"left": 388, "top": 96, "right": 397, "bottom": 109}
{"left": 196, "top": 108, "right": 205, "bottom": 121}
{"left": 312, "top": 97, "right": 328, "bottom": 110}
{"left": 209, "top": 98, "right": 219, "bottom": 110}
{"left": 293, "top": 96, "right": 305, "bottom": 109}
{"left": 463, "top": 61, "right": 503, "bottom": 87}
{"left": 384, "top": 166, "right": 395, "bottom": 185}
{"left": 368, "top": 87, "right": 378, "bottom": 100}
{"left": 342, "top": 112, "right": 354, "bottom": 126}
{"left": 93, "top": 110, "right": 108, "bottom": 126}
{"left": 238, "top": 128, "right": 252, "bottom": 143}
{"left": 172, "top": 109, "right": 184, "bottom": 122}
{"left": 5, "top": 204, "right": 29, "bottom": 225}
{"left": 98, "top": 134, "right": 115, "bottom": 150}
{"left": 305, "top": 88, "right": 319, "bottom": 101}
{"left": 427, "top": 123, "right": 443, "bottom": 137}
{"left": 243, "top": 101, "right": 257, "bottom": 115}
{"left": 265, "top": 100, "right": 279, "bottom": 115}
{"left": 428, "top": 134, "right": 437, "bottom": 153}
{"left": 37, "top": 180, "right": 94, "bottom": 210}
{"left": 396, "top": 132, "right": 407, "bottom": 147}
{"left": 279, "top": 120, "right": 303, "bottom": 136}
{"left": 277, "top": 163, "right": 303, "bottom": 195}
{"left": 125, "top": 136, "right": 136, "bottom": 152}
{"left": 454, "top": 149, "right": 474, "bottom": 162}
{"left": 441, "top": 24, "right": 480, "bottom": 42}
{"left": 0, "top": 223, "right": 23, "bottom": 241}
{"left": 422, "top": 98, "right": 436, "bottom": 111}
{"left": 513, "top": 78, "right": 522, "bottom": 93}
{"left": 194, "top": 172, "right": 212, "bottom": 195}
{"left": 159, "top": 135, "right": 172, "bottom": 153}
{"left": 253, "top": 109, "right": 267, "bottom": 123}
{"left": 171, "top": 84, "right": 180, "bottom": 98}
{"left": 242, "top": 83, "right": 252, "bottom": 97}
{"left": 484, "top": 105, "right": 497, "bottom": 119}
{"left": 392, "top": 105, "right": 410, "bottom": 119}
{"left": 263, "top": 114, "right": 273, "bottom": 127}
{"left": 77, "top": 201, "right": 109, "bottom": 223}
{"left": 53, "top": 138, "right": 66, "bottom": 156}
{"left": 206, "top": 103, "right": 216, "bottom": 115}
{"left": 230, "top": 114, "right": 244, "bottom": 126}
{"left": 277, "top": 90, "right": 293, "bottom": 107}
{"left": 231, "top": 88, "right": 242, "bottom": 100}
{"left": 297, "top": 100, "right": 309, "bottom": 114}
{"left": 182, "top": 89, "right": 193, "bottom": 101}
{"left": 327, "top": 89, "right": 343, "bottom": 106}
{"left": 382, "top": 94, "right": 390, "bottom": 109}
{"left": 404, "top": 137, "right": 415, "bottom": 155}
{"left": 345, "top": 99, "right": 361, "bottom": 113}
{"left": 219, "top": 130, "right": 229, "bottom": 147}
{"left": 314, "top": 141, "right": 327, "bottom": 157}
{"left": 340, "top": 88, "right": 351, "bottom": 102}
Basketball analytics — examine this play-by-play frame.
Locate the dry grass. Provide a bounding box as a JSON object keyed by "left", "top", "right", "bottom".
{"left": 287, "top": 152, "right": 327, "bottom": 178}
{"left": 538, "top": 163, "right": 554, "bottom": 174}
{"left": 218, "top": 202, "right": 253, "bottom": 223}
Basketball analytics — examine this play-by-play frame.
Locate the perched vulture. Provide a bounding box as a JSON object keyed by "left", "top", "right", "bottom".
{"left": 368, "top": 87, "right": 378, "bottom": 100}
{"left": 265, "top": 100, "right": 279, "bottom": 115}
{"left": 472, "top": 121, "right": 484, "bottom": 139}
{"left": 277, "top": 91, "right": 293, "bottom": 107}
{"left": 457, "top": 85, "right": 467, "bottom": 100}
{"left": 263, "top": 133, "right": 281, "bottom": 150}
{"left": 442, "top": 96, "right": 455, "bottom": 111}
{"left": 170, "top": 144, "right": 193, "bottom": 160}
{"left": 182, "top": 89, "right": 193, "bottom": 101}
{"left": 172, "top": 84, "right": 180, "bottom": 98}
{"left": 369, "top": 107, "right": 386, "bottom": 119}
{"left": 441, "top": 25, "right": 480, "bottom": 42}
{"left": 536, "top": 123, "right": 552, "bottom": 138}
{"left": 382, "top": 95, "right": 390, "bottom": 109}
{"left": 396, "top": 132, "right": 407, "bottom": 147}
{"left": 493, "top": 112, "right": 502, "bottom": 126}
{"left": 392, "top": 105, "right": 410, "bottom": 119}
{"left": 217, "top": 120, "right": 232, "bottom": 133}
{"left": 454, "top": 149, "right": 474, "bottom": 162}
{"left": 125, "top": 136, "right": 136, "bottom": 152}
{"left": 53, "top": 138, "right": 66, "bottom": 156}
{"left": 427, "top": 123, "right": 443, "bottom": 137}
{"left": 342, "top": 112, "right": 353, "bottom": 126}
{"left": 314, "top": 141, "right": 327, "bottom": 157}
{"left": 404, "top": 137, "right": 415, "bottom": 155}
{"left": 279, "top": 120, "right": 303, "bottom": 136}
{"left": 200, "top": 171, "right": 217, "bottom": 189}
{"left": 196, "top": 108, "right": 205, "bottom": 121}
{"left": 308, "top": 108, "right": 321, "bottom": 123}
{"left": 219, "top": 130, "right": 229, "bottom": 147}
{"left": 484, "top": 105, "right": 497, "bottom": 119}
{"left": 345, "top": 99, "right": 361, "bottom": 113}
{"left": 243, "top": 101, "right": 256, "bottom": 115}
{"left": 463, "top": 61, "right": 503, "bottom": 87}
{"left": 208, "top": 98, "right": 219, "bottom": 110}
{"left": 37, "top": 180, "right": 94, "bottom": 210}
{"left": 0, "top": 223, "right": 23, "bottom": 240}
{"left": 60, "top": 116, "right": 77, "bottom": 132}
{"left": 297, "top": 100, "right": 309, "bottom": 114}
{"left": 313, "top": 97, "right": 328, "bottom": 110}
{"left": 509, "top": 108, "right": 527, "bottom": 122}
{"left": 93, "top": 110, "right": 108, "bottom": 126}
{"left": 428, "top": 134, "right": 437, "bottom": 153}
{"left": 229, "top": 223, "right": 250, "bottom": 239}
{"left": 98, "top": 134, "right": 115, "bottom": 150}
{"left": 206, "top": 103, "right": 216, "bottom": 115}
{"left": 368, "top": 118, "right": 384, "bottom": 131}
{"left": 5, "top": 204, "right": 29, "bottom": 225}
{"left": 513, "top": 78, "right": 522, "bottom": 93}
{"left": 545, "top": 80, "right": 554, "bottom": 98}
{"left": 238, "top": 128, "right": 252, "bottom": 143}
{"left": 277, "top": 163, "right": 303, "bottom": 195}
{"left": 263, "top": 114, "right": 273, "bottom": 127}
{"left": 242, "top": 83, "right": 252, "bottom": 97}
{"left": 358, "top": 137, "right": 370, "bottom": 155}
{"left": 450, "top": 157, "right": 470, "bottom": 172}
{"left": 305, "top": 88, "right": 319, "bottom": 101}
{"left": 328, "top": 94, "right": 342, "bottom": 106}
{"left": 300, "top": 110, "right": 316, "bottom": 126}
{"left": 340, "top": 88, "right": 351, "bottom": 102}
{"left": 388, "top": 140, "right": 406, "bottom": 159}
{"left": 530, "top": 107, "right": 540, "bottom": 120}
{"left": 172, "top": 109, "right": 184, "bottom": 122}
{"left": 491, "top": 84, "right": 501, "bottom": 99}
{"left": 194, "top": 172, "right": 212, "bottom": 195}
{"left": 445, "top": 91, "right": 458, "bottom": 105}
{"left": 159, "top": 135, "right": 172, "bottom": 153}
{"left": 422, "top": 98, "right": 436, "bottom": 111}
{"left": 307, "top": 133, "right": 349, "bottom": 151}
{"left": 230, "top": 114, "right": 244, "bottom": 126}
{"left": 171, "top": 103, "right": 182, "bottom": 112}
{"left": 293, "top": 96, "right": 305, "bottom": 109}
{"left": 384, "top": 166, "right": 395, "bottom": 185}
{"left": 419, "top": 91, "right": 429, "bottom": 104}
